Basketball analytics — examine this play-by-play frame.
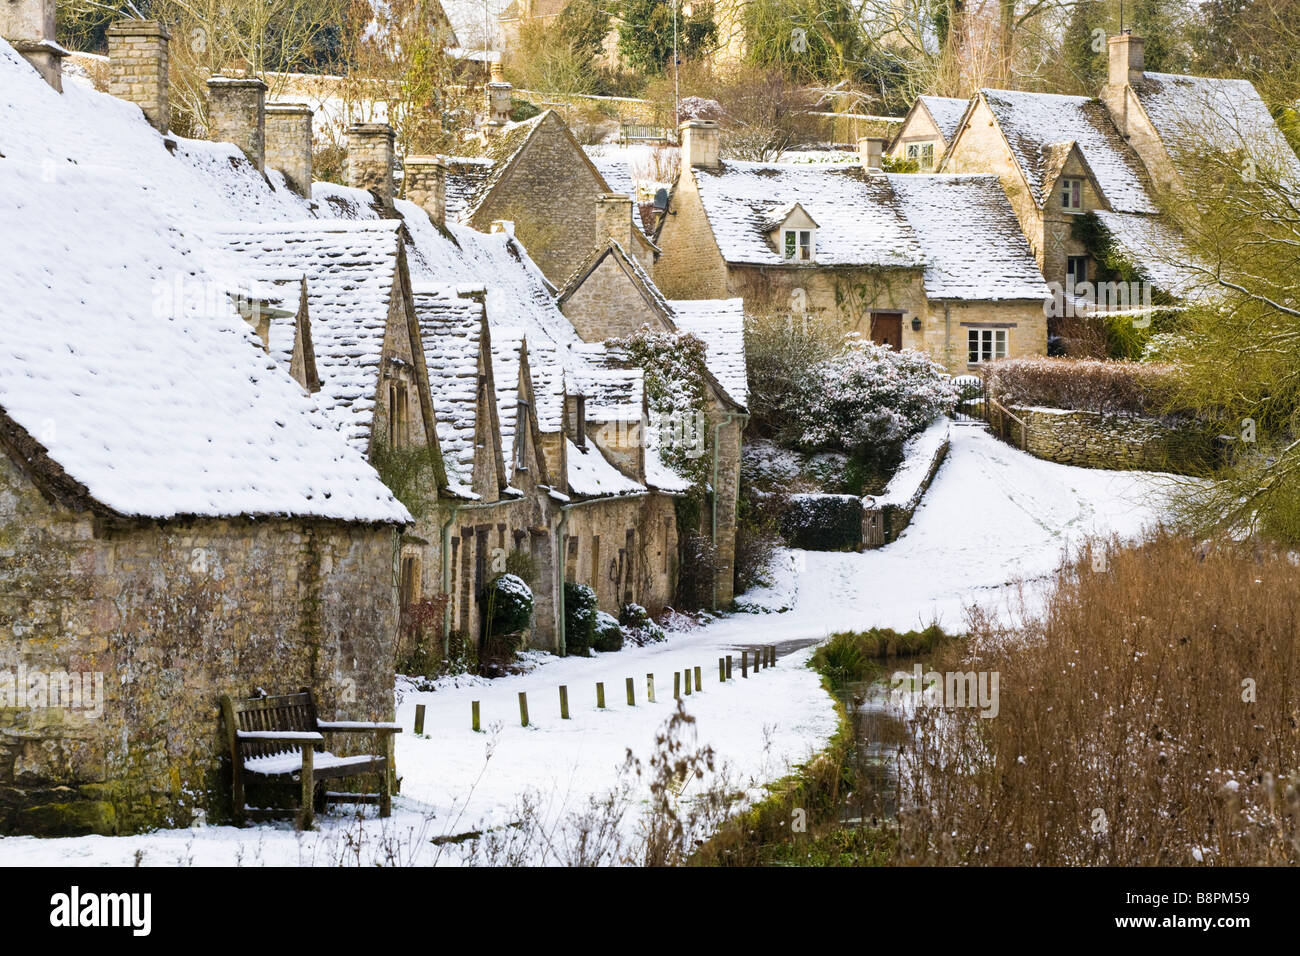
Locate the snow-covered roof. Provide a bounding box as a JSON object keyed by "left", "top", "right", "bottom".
{"left": 451, "top": 111, "right": 550, "bottom": 221}
{"left": 0, "top": 39, "right": 407, "bottom": 524}
{"left": 667, "top": 299, "right": 749, "bottom": 408}
{"left": 488, "top": 327, "right": 527, "bottom": 468}
{"left": 570, "top": 344, "right": 644, "bottom": 424}
{"left": 565, "top": 438, "right": 643, "bottom": 497}
{"left": 1092, "top": 211, "right": 1201, "bottom": 297}
{"left": 211, "top": 220, "right": 409, "bottom": 452}
{"left": 976, "top": 88, "right": 1157, "bottom": 213}
{"left": 1133, "top": 72, "right": 1300, "bottom": 185}
{"left": 411, "top": 285, "right": 488, "bottom": 485}
{"left": 691, "top": 160, "right": 924, "bottom": 268}
{"left": 444, "top": 156, "right": 493, "bottom": 221}
{"left": 918, "top": 95, "right": 968, "bottom": 143}
{"left": 437, "top": 0, "right": 512, "bottom": 51}
{"left": 885, "top": 174, "right": 1049, "bottom": 301}
{"left": 557, "top": 238, "right": 670, "bottom": 317}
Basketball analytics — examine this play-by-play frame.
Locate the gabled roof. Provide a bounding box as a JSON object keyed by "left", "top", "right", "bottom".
{"left": 759, "top": 201, "right": 819, "bottom": 232}
{"left": 0, "top": 39, "right": 407, "bottom": 524}
{"left": 886, "top": 174, "right": 1049, "bottom": 301}
{"left": 665, "top": 299, "right": 749, "bottom": 409}
{"left": 1091, "top": 210, "right": 1201, "bottom": 298}
{"left": 570, "top": 344, "right": 645, "bottom": 424}
{"left": 690, "top": 160, "right": 925, "bottom": 267}
{"left": 557, "top": 238, "right": 673, "bottom": 318}
{"left": 263, "top": 277, "right": 322, "bottom": 393}
{"left": 1131, "top": 72, "right": 1300, "bottom": 185}
{"left": 211, "top": 220, "right": 412, "bottom": 452}
{"left": 917, "top": 95, "right": 969, "bottom": 143}
{"left": 970, "top": 88, "right": 1157, "bottom": 213}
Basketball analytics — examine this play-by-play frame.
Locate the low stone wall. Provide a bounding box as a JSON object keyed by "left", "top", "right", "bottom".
{"left": 993, "top": 404, "right": 1208, "bottom": 473}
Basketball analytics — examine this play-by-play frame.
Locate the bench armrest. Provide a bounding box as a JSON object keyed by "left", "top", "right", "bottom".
{"left": 317, "top": 721, "right": 402, "bottom": 734}
{"left": 236, "top": 730, "right": 325, "bottom": 743}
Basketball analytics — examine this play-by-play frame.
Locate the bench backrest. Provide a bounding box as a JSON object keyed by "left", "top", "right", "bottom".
{"left": 225, "top": 690, "right": 318, "bottom": 758}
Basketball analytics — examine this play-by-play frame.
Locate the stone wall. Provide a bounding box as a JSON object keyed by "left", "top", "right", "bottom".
{"left": 207, "top": 77, "right": 266, "bottom": 170}
{"left": 0, "top": 453, "right": 400, "bottom": 835}
{"left": 107, "top": 20, "right": 169, "bottom": 133}
{"left": 994, "top": 404, "right": 1206, "bottom": 473}
{"left": 265, "top": 103, "right": 313, "bottom": 198}
{"left": 563, "top": 493, "right": 677, "bottom": 622}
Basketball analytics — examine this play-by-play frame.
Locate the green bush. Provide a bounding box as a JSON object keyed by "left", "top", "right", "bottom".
{"left": 564, "top": 582, "right": 598, "bottom": 656}
{"left": 620, "top": 603, "right": 666, "bottom": 645}
{"left": 778, "top": 493, "right": 862, "bottom": 550}
{"left": 594, "top": 611, "right": 624, "bottom": 652}
{"left": 811, "top": 625, "right": 952, "bottom": 684}
{"left": 485, "top": 573, "right": 533, "bottom": 637}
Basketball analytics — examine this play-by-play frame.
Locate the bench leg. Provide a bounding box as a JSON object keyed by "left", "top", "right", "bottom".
{"left": 299, "top": 747, "right": 315, "bottom": 830}
{"left": 380, "top": 735, "right": 393, "bottom": 818}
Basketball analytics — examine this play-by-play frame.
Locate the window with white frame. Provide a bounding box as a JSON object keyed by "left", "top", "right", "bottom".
{"left": 907, "top": 142, "right": 936, "bottom": 170}
{"left": 968, "top": 328, "right": 1008, "bottom": 364}
{"left": 1060, "top": 176, "right": 1083, "bottom": 212}
{"left": 782, "top": 228, "right": 814, "bottom": 262}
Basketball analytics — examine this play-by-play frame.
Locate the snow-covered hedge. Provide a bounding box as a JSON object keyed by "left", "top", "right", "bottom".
{"left": 563, "top": 582, "right": 599, "bottom": 656}
{"left": 986, "top": 357, "right": 1179, "bottom": 417}
{"left": 793, "top": 336, "right": 957, "bottom": 464}
{"left": 620, "top": 603, "right": 666, "bottom": 645}
{"left": 777, "top": 493, "right": 863, "bottom": 551}
{"left": 485, "top": 573, "right": 533, "bottom": 636}
{"left": 594, "top": 611, "right": 624, "bottom": 652}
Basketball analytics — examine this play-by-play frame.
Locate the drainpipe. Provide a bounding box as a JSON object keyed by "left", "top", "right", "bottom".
{"left": 710, "top": 411, "right": 748, "bottom": 611}
{"left": 554, "top": 502, "right": 569, "bottom": 656}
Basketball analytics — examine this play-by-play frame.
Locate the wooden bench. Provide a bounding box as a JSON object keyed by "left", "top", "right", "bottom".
{"left": 220, "top": 690, "right": 400, "bottom": 828}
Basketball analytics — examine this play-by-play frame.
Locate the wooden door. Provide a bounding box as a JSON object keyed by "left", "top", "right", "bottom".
{"left": 870, "top": 312, "right": 903, "bottom": 350}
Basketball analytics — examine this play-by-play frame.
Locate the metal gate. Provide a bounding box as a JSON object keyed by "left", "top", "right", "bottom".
{"left": 951, "top": 374, "right": 987, "bottom": 423}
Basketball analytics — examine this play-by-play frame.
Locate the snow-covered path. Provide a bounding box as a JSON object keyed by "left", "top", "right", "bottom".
{"left": 0, "top": 428, "right": 1172, "bottom": 865}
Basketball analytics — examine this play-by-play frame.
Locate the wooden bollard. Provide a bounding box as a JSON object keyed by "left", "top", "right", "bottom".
{"left": 559, "top": 685, "right": 570, "bottom": 720}
{"left": 472, "top": 700, "right": 481, "bottom": 732}
{"left": 741, "top": 651, "right": 748, "bottom": 678}
{"left": 518, "top": 691, "right": 530, "bottom": 727}
{"left": 647, "top": 673, "right": 656, "bottom": 703}
{"left": 719, "top": 657, "right": 726, "bottom": 683}
{"left": 596, "top": 682, "right": 606, "bottom": 709}
{"left": 626, "top": 677, "right": 635, "bottom": 706}
{"left": 674, "top": 671, "right": 681, "bottom": 699}
{"left": 726, "top": 655, "right": 733, "bottom": 680}
{"left": 694, "top": 665, "right": 702, "bottom": 691}
{"left": 684, "top": 669, "right": 692, "bottom": 695}
{"left": 756, "top": 647, "right": 763, "bottom": 671}
{"left": 414, "top": 703, "right": 426, "bottom": 736}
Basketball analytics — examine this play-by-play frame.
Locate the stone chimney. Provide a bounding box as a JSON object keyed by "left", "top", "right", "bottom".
{"left": 265, "top": 103, "right": 314, "bottom": 198}
{"left": 1, "top": 0, "right": 66, "bottom": 91}
{"left": 1108, "top": 33, "right": 1144, "bottom": 88}
{"left": 488, "top": 80, "right": 513, "bottom": 126}
{"left": 207, "top": 76, "right": 267, "bottom": 170}
{"left": 597, "top": 194, "right": 636, "bottom": 249}
{"left": 858, "top": 136, "right": 885, "bottom": 173}
{"left": 347, "top": 122, "right": 396, "bottom": 213}
{"left": 680, "top": 120, "right": 720, "bottom": 169}
{"left": 404, "top": 155, "right": 447, "bottom": 228}
{"left": 107, "top": 20, "right": 170, "bottom": 133}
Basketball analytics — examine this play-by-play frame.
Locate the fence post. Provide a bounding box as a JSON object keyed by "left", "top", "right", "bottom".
{"left": 596, "top": 682, "right": 606, "bottom": 709}
{"left": 559, "top": 685, "right": 570, "bottom": 720}
{"left": 626, "top": 677, "right": 635, "bottom": 706}
{"left": 647, "top": 673, "right": 656, "bottom": 703}
{"left": 674, "top": 672, "right": 681, "bottom": 699}
{"left": 472, "top": 700, "right": 480, "bottom": 732}
{"left": 719, "top": 657, "right": 726, "bottom": 683}
{"left": 414, "top": 703, "right": 426, "bottom": 736}
{"left": 742, "top": 652, "right": 748, "bottom": 678}
{"left": 684, "top": 669, "right": 693, "bottom": 695}
{"left": 518, "top": 691, "right": 529, "bottom": 727}
{"left": 726, "top": 655, "right": 733, "bottom": 680}
{"left": 694, "top": 665, "right": 702, "bottom": 691}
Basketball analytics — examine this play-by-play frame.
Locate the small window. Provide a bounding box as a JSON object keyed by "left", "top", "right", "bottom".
{"left": 968, "top": 328, "right": 1008, "bottom": 364}
{"left": 399, "top": 554, "right": 420, "bottom": 607}
{"left": 387, "top": 381, "right": 410, "bottom": 448}
{"left": 782, "top": 228, "right": 813, "bottom": 262}
{"left": 514, "top": 401, "right": 530, "bottom": 471}
{"left": 1067, "top": 256, "right": 1089, "bottom": 289}
{"left": 906, "top": 143, "right": 936, "bottom": 170}
{"left": 1060, "top": 177, "right": 1083, "bottom": 212}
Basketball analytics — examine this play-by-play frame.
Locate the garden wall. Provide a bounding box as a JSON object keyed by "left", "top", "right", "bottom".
{"left": 992, "top": 404, "right": 1209, "bottom": 473}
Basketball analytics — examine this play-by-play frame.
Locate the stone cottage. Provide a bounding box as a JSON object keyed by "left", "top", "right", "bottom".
{"left": 0, "top": 33, "right": 410, "bottom": 834}
{"left": 888, "top": 95, "right": 968, "bottom": 171}
{"left": 654, "top": 121, "right": 1049, "bottom": 374}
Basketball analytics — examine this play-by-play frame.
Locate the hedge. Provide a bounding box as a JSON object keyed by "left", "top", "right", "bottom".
{"left": 986, "top": 357, "right": 1180, "bottom": 418}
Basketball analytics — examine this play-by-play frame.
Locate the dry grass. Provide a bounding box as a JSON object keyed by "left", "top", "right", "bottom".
{"left": 896, "top": 532, "right": 1300, "bottom": 865}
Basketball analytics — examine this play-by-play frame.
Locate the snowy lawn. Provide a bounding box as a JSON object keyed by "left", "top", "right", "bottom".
{"left": 0, "top": 428, "right": 1174, "bottom": 865}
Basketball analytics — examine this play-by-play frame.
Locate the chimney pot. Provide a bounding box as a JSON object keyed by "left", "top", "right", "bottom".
{"left": 1108, "top": 33, "right": 1145, "bottom": 88}
{"left": 346, "top": 122, "right": 396, "bottom": 214}
{"left": 1, "top": 0, "right": 66, "bottom": 91}
{"left": 679, "top": 120, "right": 720, "bottom": 169}
{"left": 265, "top": 103, "right": 314, "bottom": 198}
{"left": 108, "top": 20, "right": 170, "bottom": 133}
{"left": 207, "top": 76, "right": 267, "bottom": 170}
{"left": 858, "top": 136, "right": 886, "bottom": 173}
{"left": 404, "top": 155, "right": 448, "bottom": 228}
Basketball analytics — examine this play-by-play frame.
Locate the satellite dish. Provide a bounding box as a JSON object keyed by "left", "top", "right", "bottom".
{"left": 653, "top": 188, "right": 669, "bottom": 211}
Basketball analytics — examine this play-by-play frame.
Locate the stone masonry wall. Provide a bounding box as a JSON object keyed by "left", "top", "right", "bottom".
{"left": 998, "top": 404, "right": 1203, "bottom": 472}
{"left": 0, "top": 452, "right": 400, "bottom": 835}
{"left": 107, "top": 20, "right": 169, "bottom": 133}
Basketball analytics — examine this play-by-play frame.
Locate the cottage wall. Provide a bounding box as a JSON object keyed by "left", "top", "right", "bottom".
{"left": 563, "top": 493, "right": 677, "bottom": 619}
{"left": 0, "top": 453, "right": 399, "bottom": 836}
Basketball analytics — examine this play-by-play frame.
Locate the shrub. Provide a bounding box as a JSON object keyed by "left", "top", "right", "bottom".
{"left": 985, "top": 356, "right": 1180, "bottom": 417}
{"left": 485, "top": 573, "right": 533, "bottom": 637}
{"left": 810, "top": 625, "right": 952, "bottom": 683}
{"left": 777, "top": 493, "right": 862, "bottom": 551}
{"left": 791, "top": 336, "right": 956, "bottom": 468}
{"left": 563, "top": 582, "right": 599, "bottom": 656}
{"left": 594, "top": 611, "right": 624, "bottom": 652}
{"left": 620, "top": 603, "right": 666, "bottom": 644}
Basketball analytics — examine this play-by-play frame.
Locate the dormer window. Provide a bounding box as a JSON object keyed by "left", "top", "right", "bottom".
{"left": 783, "top": 228, "right": 814, "bottom": 262}
{"left": 1060, "top": 177, "right": 1083, "bottom": 212}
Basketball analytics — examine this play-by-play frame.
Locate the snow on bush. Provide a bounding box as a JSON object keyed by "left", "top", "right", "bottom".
{"left": 792, "top": 336, "right": 956, "bottom": 463}
{"left": 986, "top": 356, "right": 1179, "bottom": 417}
{"left": 486, "top": 573, "right": 533, "bottom": 636}
{"left": 620, "top": 603, "right": 666, "bottom": 645}
{"left": 677, "top": 97, "right": 723, "bottom": 123}
{"left": 563, "top": 582, "right": 599, "bottom": 656}
{"left": 594, "top": 611, "right": 624, "bottom": 652}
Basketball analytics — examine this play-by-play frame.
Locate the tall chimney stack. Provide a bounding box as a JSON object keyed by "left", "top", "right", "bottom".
{"left": 347, "top": 123, "right": 396, "bottom": 214}
{"left": 858, "top": 136, "right": 885, "bottom": 173}
{"left": 404, "top": 156, "right": 447, "bottom": 228}
{"left": 680, "top": 120, "right": 720, "bottom": 169}
{"left": 0, "top": 0, "right": 66, "bottom": 91}
{"left": 207, "top": 76, "right": 267, "bottom": 170}
{"left": 597, "top": 194, "right": 635, "bottom": 249}
{"left": 107, "top": 20, "right": 170, "bottom": 133}
{"left": 488, "top": 80, "right": 513, "bottom": 127}
{"left": 1108, "top": 33, "right": 1145, "bottom": 89}
{"left": 265, "top": 103, "right": 314, "bottom": 198}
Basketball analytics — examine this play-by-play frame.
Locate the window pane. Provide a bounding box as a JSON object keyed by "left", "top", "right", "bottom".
{"left": 784, "top": 231, "right": 795, "bottom": 258}
{"left": 799, "top": 231, "right": 811, "bottom": 260}
{"left": 968, "top": 329, "right": 979, "bottom": 363}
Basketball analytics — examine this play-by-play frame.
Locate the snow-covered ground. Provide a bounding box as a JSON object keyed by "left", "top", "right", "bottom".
{"left": 0, "top": 428, "right": 1174, "bottom": 865}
